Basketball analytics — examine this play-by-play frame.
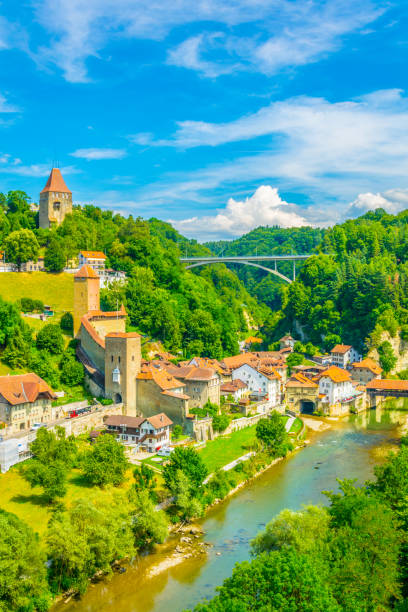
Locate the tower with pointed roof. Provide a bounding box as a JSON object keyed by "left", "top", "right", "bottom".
{"left": 73, "top": 265, "right": 100, "bottom": 337}
{"left": 39, "top": 168, "right": 72, "bottom": 229}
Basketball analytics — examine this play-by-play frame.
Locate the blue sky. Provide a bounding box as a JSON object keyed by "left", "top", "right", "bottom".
{"left": 0, "top": 0, "right": 408, "bottom": 240}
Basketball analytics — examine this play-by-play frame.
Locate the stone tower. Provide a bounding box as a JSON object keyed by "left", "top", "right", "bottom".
{"left": 73, "top": 265, "right": 100, "bottom": 337}
{"left": 105, "top": 333, "right": 141, "bottom": 416}
{"left": 39, "top": 168, "right": 72, "bottom": 229}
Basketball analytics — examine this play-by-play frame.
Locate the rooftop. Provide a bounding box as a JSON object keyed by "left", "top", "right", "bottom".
{"left": 41, "top": 168, "right": 71, "bottom": 194}
{"left": 331, "top": 344, "right": 352, "bottom": 354}
{"left": 366, "top": 379, "right": 408, "bottom": 391}
{"left": 74, "top": 265, "right": 99, "bottom": 279}
{"left": 80, "top": 250, "right": 106, "bottom": 259}
{"left": 0, "top": 373, "right": 56, "bottom": 406}
{"left": 316, "top": 365, "right": 351, "bottom": 383}
{"left": 352, "top": 358, "right": 382, "bottom": 375}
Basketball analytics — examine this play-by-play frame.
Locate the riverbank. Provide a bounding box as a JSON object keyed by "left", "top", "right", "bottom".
{"left": 57, "top": 407, "right": 406, "bottom": 612}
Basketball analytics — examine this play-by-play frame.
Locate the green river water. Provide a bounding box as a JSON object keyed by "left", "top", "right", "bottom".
{"left": 58, "top": 407, "right": 407, "bottom": 612}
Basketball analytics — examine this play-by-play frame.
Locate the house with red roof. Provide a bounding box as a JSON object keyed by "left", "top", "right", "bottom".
{"left": 330, "top": 344, "right": 361, "bottom": 368}
{"left": 0, "top": 373, "right": 57, "bottom": 433}
{"left": 105, "top": 413, "right": 173, "bottom": 452}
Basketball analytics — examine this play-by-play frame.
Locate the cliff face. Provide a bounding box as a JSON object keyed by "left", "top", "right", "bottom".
{"left": 368, "top": 331, "right": 408, "bottom": 374}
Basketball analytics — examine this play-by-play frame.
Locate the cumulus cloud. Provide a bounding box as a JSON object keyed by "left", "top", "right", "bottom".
{"left": 346, "top": 191, "right": 408, "bottom": 217}
{"left": 29, "top": 0, "right": 384, "bottom": 82}
{"left": 170, "top": 185, "right": 309, "bottom": 240}
{"left": 70, "top": 148, "right": 126, "bottom": 160}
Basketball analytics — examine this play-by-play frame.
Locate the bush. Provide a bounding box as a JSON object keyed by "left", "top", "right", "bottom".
{"left": 20, "top": 297, "right": 44, "bottom": 313}
{"left": 60, "top": 312, "right": 73, "bottom": 333}
{"left": 212, "top": 413, "right": 231, "bottom": 432}
{"left": 36, "top": 323, "right": 64, "bottom": 354}
{"left": 60, "top": 359, "right": 84, "bottom": 386}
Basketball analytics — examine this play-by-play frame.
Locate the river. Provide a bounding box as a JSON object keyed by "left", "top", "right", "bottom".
{"left": 58, "top": 406, "right": 407, "bottom": 612}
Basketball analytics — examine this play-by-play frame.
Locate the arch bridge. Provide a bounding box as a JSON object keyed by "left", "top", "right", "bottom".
{"left": 180, "top": 254, "right": 312, "bottom": 283}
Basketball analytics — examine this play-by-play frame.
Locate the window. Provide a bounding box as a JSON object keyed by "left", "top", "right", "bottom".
{"left": 111, "top": 355, "right": 113, "bottom": 362}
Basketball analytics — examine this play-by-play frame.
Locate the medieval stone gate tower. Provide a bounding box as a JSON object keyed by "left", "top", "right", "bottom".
{"left": 39, "top": 168, "right": 72, "bottom": 229}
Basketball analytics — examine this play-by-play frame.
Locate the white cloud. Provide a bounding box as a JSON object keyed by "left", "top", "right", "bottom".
{"left": 0, "top": 94, "right": 19, "bottom": 114}
{"left": 70, "top": 148, "right": 126, "bottom": 160}
{"left": 0, "top": 156, "right": 79, "bottom": 177}
{"left": 170, "top": 185, "right": 309, "bottom": 240}
{"left": 130, "top": 88, "right": 408, "bottom": 217}
{"left": 31, "top": 0, "right": 384, "bottom": 82}
{"left": 167, "top": 33, "right": 240, "bottom": 78}
{"left": 346, "top": 191, "right": 408, "bottom": 217}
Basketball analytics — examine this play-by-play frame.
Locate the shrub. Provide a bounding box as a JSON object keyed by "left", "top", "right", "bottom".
{"left": 36, "top": 323, "right": 64, "bottom": 354}
{"left": 60, "top": 312, "right": 73, "bottom": 333}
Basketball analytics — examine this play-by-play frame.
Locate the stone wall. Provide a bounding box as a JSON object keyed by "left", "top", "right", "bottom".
{"left": 91, "top": 317, "right": 125, "bottom": 338}
{"left": 136, "top": 379, "right": 188, "bottom": 425}
{"left": 80, "top": 325, "right": 106, "bottom": 372}
{"left": 54, "top": 404, "right": 123, "bottom": 436}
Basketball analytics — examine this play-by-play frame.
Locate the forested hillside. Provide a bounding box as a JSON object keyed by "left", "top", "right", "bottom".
{"left": 268, "top": 209, "right": 408, "bottom": 352}
{"left": 206, "top": 226, "right": 324, "bottom": 309}
{"left": 0, "top": 191, "right": 269, "bottom": 359}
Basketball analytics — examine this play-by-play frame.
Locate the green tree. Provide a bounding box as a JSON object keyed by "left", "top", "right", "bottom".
{"left": 47, "top": 496, "right": 134, "bottom": 594}
{"left": 193, "top": 548, "right": 340, "bottom": 612}
{"left": 212, "top": 413, "right": 231, "bottom": 432}
{"left": 23, "top": 460, "right": 68, "bottom": 503}
{"left": 163, "top": 446, "right": 208, "bottom": 492}
{"left": 133, "top": 464, "right": 156, "bottom": 498}
{"left": 172, "top": 424, "right": 183, "bottom": 439}
{"left": 378, "top": 340, "right": 397, "bottom": 373}
{"left": 130, "top": 489, "right": 168, "bottom": 548}
{"left": 0, "top": 509, "right": 50, "bottom": 611}
{"left": 60, "top": 358, "right": 84, "bottom": 386}
{"left": 44, "top": 235, "right": 66, "bottom": 272}
{"left": 60, "top": 312, "right": 73, "bottom": 333}
{"left": 251, "top": 505, "right": 330, "bottom": 559}
{"left": 4, "top": 228, "right": 39, "bottom": 270}
{"left": 81, "top": 434, "right": 129, "bottom": 487}
{"left": 255, "top": 412, "right": 292, "bottom": 458}
{"left": 170, "top": 470, "right": 204, "bottom": 520}
{"left": 36, "top": 323, "right": 64, "bottom": 354}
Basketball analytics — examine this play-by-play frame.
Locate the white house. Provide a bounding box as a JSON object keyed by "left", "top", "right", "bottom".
{"left": 316, "top": 366, "right": 356, "bottom": 405}
{"left": 330, "top": 344, "right": 361, "bottom": 368}
{"left": 279, "top": 335, "right": 295, "bottom": 351}
{"left": 232, "top": 363, "right": 281, "bottom": 408}
{"left": 105, "top": 413, "right": 173, "bottom": 453}
{"left": 220, "top": 379, "right": 248, "bottom": 401}
{"left": 78, "top": 250, "right": 106, "bottom": 272}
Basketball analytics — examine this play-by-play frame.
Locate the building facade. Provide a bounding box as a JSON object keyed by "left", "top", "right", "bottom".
{"left": 0, "top": 374, "right": 57, "bottom": 433}
{"left": 105, "top": 413, "right": 173, "bottom": 452}
{"left": 78, "top": 251, "right": 106, "bottom": 272}
{"left": 39, "top": 168, "right": 72, "bottom": 229}
{"left": 351, "top": 358, "right": 382, "bottom": 384}
{"left": 232, "top": 363, "right": 281, "bottom": 407}
{"left": 330, "top": 344, "right": 361, "bottom": 368}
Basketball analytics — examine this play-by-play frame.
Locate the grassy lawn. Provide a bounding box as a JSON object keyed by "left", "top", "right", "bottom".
{"left": 0, "top": 463, "right": 138, "bottom": 540}
{"left": 0, "top": 272, "right": 73, "bottom": 314}
{"left": 198, "top": 425, "right": 258, "bottom": 473}
{"left": 141, "top": 456, "right": 165, "bottom": 471}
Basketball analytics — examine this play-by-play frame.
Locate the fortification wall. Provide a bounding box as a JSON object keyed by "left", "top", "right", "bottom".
{"left": 80, "top": 325, "right": 105, "bottom": 372}
{"left": 54, "top": 404, "right": 123, "bottom": 436}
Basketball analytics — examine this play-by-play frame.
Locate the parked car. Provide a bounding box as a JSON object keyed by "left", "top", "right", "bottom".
{"left": 30, "top": 423, "right": 46, "bottom": 431}
{"left": 157, "top": 446, "right": 174, "bottom": 457}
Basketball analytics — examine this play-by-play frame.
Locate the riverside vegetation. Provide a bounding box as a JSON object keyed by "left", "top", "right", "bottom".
{"left": 192, "top": 433, "right": 408, "bottom": 612}
{"left": 0, "top": 413, "right": 292, "bottom": 611}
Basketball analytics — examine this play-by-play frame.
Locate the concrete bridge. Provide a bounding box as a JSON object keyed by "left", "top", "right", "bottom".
{"left": 180, "top": 254, "right": 312, "bottom": 283}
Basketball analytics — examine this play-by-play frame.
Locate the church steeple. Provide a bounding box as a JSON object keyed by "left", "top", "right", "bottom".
{"left": 39, "top": 168, "right": 72, "bottom": 229}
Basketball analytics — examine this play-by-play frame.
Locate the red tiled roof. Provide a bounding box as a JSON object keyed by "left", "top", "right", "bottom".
{"left": 366, "top": 379, "right": 408, "bottom": 391}
{"left": 80, "top": 251, "right": 106, "bottom": 259}
{"left": 137, "top": 366, "right": 185, "bottom": 391}
{"left": 245, "top": 336, "right": 262, "bottom": 344}
{"left": 286, "top": 373, "right": 318, "bottom": 388}
{"left": 147, "top": 413, "right": 173, "bottom": 428}
{"left": 0, "top": 373, "right": 55, "bottom": 405}
{"left": 40, "top": 168, "right": 71, "bottom": 194}
{"left": 331, "top": 344, "right": 352, "bottom": 354}
{"left": 74, "top": 265, "right": 99, "bottom": 279}
{"left": 352, "top": 358, "right": 382, "bottom": 375}
{"left": 316, "top": 366, "right": 351, "bottom": 383}
{"left": 105, "top": 415, "right": 145, "bottom": 428}
{"left": 221, "top": 379, "right": 248, "bottom": 392}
